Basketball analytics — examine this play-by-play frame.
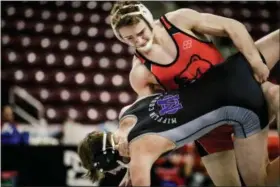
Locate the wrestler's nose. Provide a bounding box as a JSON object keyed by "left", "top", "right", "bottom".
{"left": 135, "top": 36, "right": 146, "bottom": 46}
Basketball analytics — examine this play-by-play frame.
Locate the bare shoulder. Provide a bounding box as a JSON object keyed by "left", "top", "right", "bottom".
{"left": 130, "top": 56, "right": 150, "bottom": 80}
{"left": 165, "top": 8, "right": 200, "bottom": 29}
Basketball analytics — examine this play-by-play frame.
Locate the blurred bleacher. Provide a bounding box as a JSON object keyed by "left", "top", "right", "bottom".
{"left": 2, "top": 1, "right": 279, "bottom": 125}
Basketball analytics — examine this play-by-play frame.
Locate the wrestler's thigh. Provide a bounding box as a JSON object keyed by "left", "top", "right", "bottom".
{"left": 201, "top": 150, "right": 241, "bottom": 186}
{"left": 233, "top": 126, "right": 269, "bottom": 186}
{"left": 255, "top": 29, "right": 280, "bottom": 70}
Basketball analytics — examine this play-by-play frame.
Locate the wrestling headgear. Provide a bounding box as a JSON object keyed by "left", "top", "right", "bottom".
{"left": 111, "top": 3, "right": 154, "bottom": 52}
{"left": 92, "top": 132, "right": 128, "bottom": 174}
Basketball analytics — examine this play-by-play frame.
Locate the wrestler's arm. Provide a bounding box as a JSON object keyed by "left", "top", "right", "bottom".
{"left": 129, "top": 56, "right": 157, "bottom": 97}
{"left": 175, "top": 8, "right": 265, "bottom": 71}
{"left": 128, "top": 137, "right": 163, "bottom": 186}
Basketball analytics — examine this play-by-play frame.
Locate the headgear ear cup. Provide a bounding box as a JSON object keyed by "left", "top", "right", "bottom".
{"left": 111, "top": 3, "right": 154, "bottom": 43}
{"left": 92, "top": 132, "right": 125, "bottom": 172}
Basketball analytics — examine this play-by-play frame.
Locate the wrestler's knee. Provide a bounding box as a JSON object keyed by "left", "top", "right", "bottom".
{"left": 267, "top": 84, "right": 279, "bottom": 108}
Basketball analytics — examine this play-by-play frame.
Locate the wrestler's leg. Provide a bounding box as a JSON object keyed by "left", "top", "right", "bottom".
{"left": 234, "top": 126, "right": 269, "bottom": 186}
{"left": 197, "top": 31, "right": 279, "bottom": 186}
{"left": 255, "top": 29, "right": 279, "bottom": 70}
{"left": 261, "top": 82, "right": 279, "bottom": 123}
{"left": 201, "top": 150, "right": 241, "bottom": 186}
{"left": 266, "top": 157, "right": 280, "bottom": 186}
{"left": 195, "top": 126, "right": 241, "bottom": 186}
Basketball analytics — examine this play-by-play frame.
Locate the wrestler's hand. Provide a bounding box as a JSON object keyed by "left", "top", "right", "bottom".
{"left": 252, "top": 63, "right": 269, "bottom": 83}
{"left": 116, "top": 137, "right": 130, "bottom": 157}
{"left": 119, "top": 170, "right": 132, "bottom": 187}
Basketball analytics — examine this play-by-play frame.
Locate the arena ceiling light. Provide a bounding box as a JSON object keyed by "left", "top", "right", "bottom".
{"left": 8, "top": 51, "right": 17, "bottom": 62}
{"left": 87, "top": 1, "right": 97, "bottom": 9}
{"left": 102, "top": 2, "right": 112, "bottom": 11}
{"left": 55, "top": 72, "right": 65, "bottom": 83}
{"left": 16, "top": 20, "right": 25, "bottom": 31}
{"left": 241, "top": 9, "right": 251, "bottom": 18}
{"left": 112, "top": 75, "right": 123, "bottom": 86}
{"left": 46, "top": 53, "right": 56, "bottom": 65}
{"left": 72, "top": 1, "right": 81, "bottom": 8}
{"left": 53, "top": 24, "right": 63, "bottom": 34}
{"left": 77, "top": 41, "right": 88, "bottom": 51}
{"left": 104, "top": 29, "right": 114, "bottom": 38}
{"left": 59, "top": 39, "right": 69, "bottom": 50}
{"left": 27, "top": 52, "right": 36, "bottom": 64}
{"left": 106, "top": 109, "right": 117, "bottom": 120}
{"left": 57, "top": 12, "right": 67, "bottom": 21}
{"left": 87, "top": 108, "right": 98, "bottom": 120}
{"left": 87, "top": 27, "right": 98, "bottom": 37}
{"left": 7, "top": 7, "right": 16, "bottom": 16}
{"left": 35, "top": 23, "right": 44, "bottom": 32}
{"left": 2, "top": 35, "right": 10, "bottom": 45}
{"left": 14, "top": 70, "right": 24, "bottom": 80}
{"left": 260, "top": 23, "right": 270, "bottom": 32}
{"left": 75, "top": 73, "right": 85, "bottom": 84}
{"left": 99, "top": 57, "right": 109, "bottom": 68}
{"left": 94, "top": 42, "right": 105, "bottom": 53}
{"left": 25, "top": 8, "right": 34, "bottom": 18}
{"left": 64, "top": 55, "right": 74, "bottom": 66}
{"left": 71, "top": 25, "right": 81, "bottom": 35}
{"left": 74, "top": 13, "right": 83, "bottom": 22}
{"left": 40, "top": 89, "right": 49, "bottom": 100}
{"left": 90, "top": 14, "right": 100, "bottom": 23}
{"left": 260, "top": 9, "right": 270, "bottom": 18}
{"left": 35, "top": 71, "right": 45, "bottom": 82}
{"left": 22, "top": 36, "right": 31, "bottom": 46}
{"left": 112, "top": 43, "right": 122, "bottom": 54}
{"left": 80, "top": 90, "right": 90, "bottom": 102}
{"left": 93, "top": 74, "right": 105, "bottom": 85}
{"left": 41, "top": 10, "right": 51, "bottom": 20}
{"left": 41, "top": 38, "right": 51, "bottom": 48}
{"left": 47, "top": 108, "right": 56, "bottom": 119}
{"left": 100, "top": 91, "right": 111, "bottom": 103}
{"left": 82, "top": 56, "right": 92, "bottom": 67}
{"left": 116, "top": 58, "right": 127, "bottom": 69}
{"left": 61, "top": 90, "right": 70, "bottom": 100}
{"left": 118, "top": 92, "right": 130, "bottom": 104}
{"left": 68, "top": 108, "right": 78, "bottom": 119}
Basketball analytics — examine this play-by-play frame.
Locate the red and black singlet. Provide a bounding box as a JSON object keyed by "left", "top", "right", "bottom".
{"left": 135, "top": 15, "right": 225, "bottom": 90}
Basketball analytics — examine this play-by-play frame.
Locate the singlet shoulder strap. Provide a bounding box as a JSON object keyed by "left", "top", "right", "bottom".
{"left": 160, "top": 15, "right": 179, "bottom": 35}
{"left": 134, "top": 52, "right": 152, "bottom": 71}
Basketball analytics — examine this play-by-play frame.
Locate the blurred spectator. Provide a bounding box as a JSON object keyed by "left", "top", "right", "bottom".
{"left": 1, "top": 105, "right": 29, "bottom": 145}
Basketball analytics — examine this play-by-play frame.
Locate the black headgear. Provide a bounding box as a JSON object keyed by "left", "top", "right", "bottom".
{"left": 92, "top": 132, "right": 128, "bottom": 173}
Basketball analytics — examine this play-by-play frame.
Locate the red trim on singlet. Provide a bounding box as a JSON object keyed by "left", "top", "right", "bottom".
{"left": 135, "top": 15, "right": 225, "bottom": 90}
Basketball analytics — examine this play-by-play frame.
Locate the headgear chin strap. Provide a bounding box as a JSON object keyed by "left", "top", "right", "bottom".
{"left": 92, "top": 132, "right": 128, "bottom": 174}
{"left": 111, "top": 3, "right": 154, "bottom": 51}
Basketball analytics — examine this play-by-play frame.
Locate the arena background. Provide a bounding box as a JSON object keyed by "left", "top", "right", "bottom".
{"left": 1, "top": 1, "right": 279, "bottom": 186}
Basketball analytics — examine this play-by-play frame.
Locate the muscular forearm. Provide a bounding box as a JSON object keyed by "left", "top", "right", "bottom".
{"left": 225, "top": 21, "right": 263, "bottom": 67}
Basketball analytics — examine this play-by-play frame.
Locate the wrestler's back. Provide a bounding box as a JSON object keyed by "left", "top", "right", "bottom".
{"left": 124, "top": 54, "right": 268, "bottom": 147}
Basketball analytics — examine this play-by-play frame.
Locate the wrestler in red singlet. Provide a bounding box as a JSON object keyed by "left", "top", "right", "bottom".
{"left": 135, "top": 15, "right": 234, "bottom": 156}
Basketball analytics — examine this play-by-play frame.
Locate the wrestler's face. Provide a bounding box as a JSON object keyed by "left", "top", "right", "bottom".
{"left": 119, "top": 19, "right": 153, "bottom": 50}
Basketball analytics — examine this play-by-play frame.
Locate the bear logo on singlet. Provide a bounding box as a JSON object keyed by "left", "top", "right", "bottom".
{"left": 174, "top": 54, "right": 214, "bottom": 87}
{"left": 148, "top": 94, "right": 182, "bottom": 124}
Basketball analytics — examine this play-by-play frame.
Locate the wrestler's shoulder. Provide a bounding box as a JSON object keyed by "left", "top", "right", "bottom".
{"left": 165, "top": 8, "right": 198, "bottom": 24}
